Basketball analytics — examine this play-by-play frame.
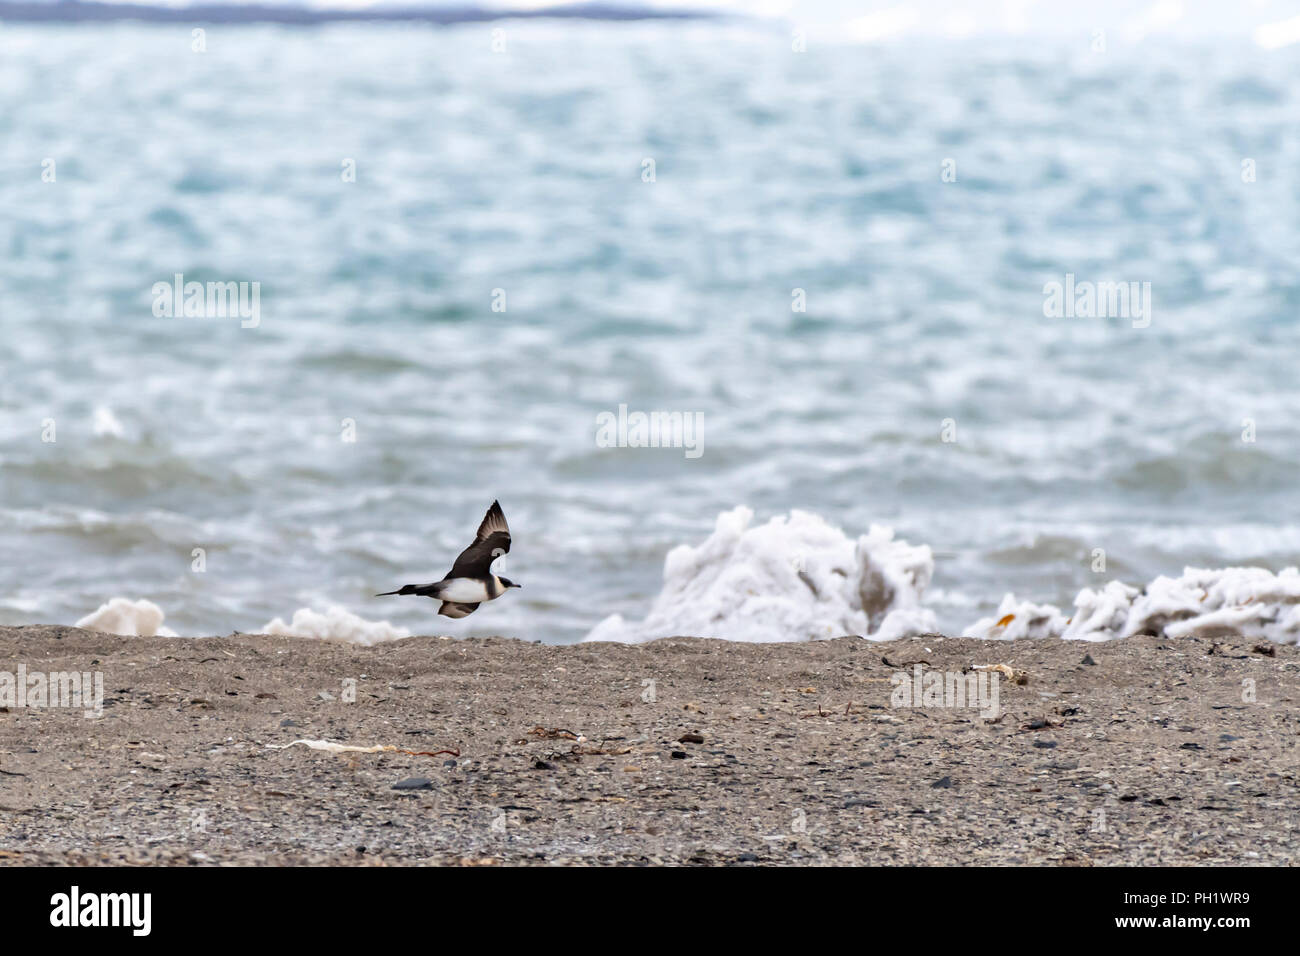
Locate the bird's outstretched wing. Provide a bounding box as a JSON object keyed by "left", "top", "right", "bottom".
{"left": 446, "top": 500, "right": 511, "bottom": 579}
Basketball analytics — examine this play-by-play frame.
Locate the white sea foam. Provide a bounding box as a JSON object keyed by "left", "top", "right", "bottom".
{"left": 254, "top": 606, "right": 411, "bottom": 646}
{"left": 75, "top": 597, "right": 177, "bottom": 637}
{"left": 972, "top": 567, "right": 1300, "bottom": 645}
{"left": 962, "top": 594, "right": 1069, "bottom": 640}
{"left": 584, "top": 506, "right": 937, "bottom": 644}
{"left": 92, "top": 406, "right": 124, "bottom": 438}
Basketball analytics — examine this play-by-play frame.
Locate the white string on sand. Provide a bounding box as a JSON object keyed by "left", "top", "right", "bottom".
{"left": 269, "top": 739, "right": 459, "bottom": 757}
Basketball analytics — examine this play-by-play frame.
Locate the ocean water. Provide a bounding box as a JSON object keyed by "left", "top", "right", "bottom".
{"left": 3, "top": 21, "right": 1300, "bottom": 643}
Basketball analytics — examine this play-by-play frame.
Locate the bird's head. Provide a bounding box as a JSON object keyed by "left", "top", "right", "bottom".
{"left": 498, "top": 577, "right": 522, "bottom": 589}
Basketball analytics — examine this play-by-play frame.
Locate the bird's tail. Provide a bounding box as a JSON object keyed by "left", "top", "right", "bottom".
{"left": 375, "top": 584, "right": 424, "bottom": 597}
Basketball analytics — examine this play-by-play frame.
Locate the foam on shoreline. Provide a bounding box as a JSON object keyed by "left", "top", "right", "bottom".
{"left": 967, "top": 568, "right": 1300, "bottom": 644}
{"left": 75, "top": 597, "right": 177, "bottom": 637}
{"left": 254, "top": 606, "right": 411, "bottom": 646}
{"left": 588, "top": 508, "right": 1300, "bottom": 647}
{"left": 584, "top": 506, "right": 937, "bottom": 643}
{"left": 62, "top": 513, "right": 1300, "bottom": 647}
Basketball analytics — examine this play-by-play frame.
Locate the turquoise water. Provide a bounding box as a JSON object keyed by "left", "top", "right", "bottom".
{"left": 2, "top": 21, "right": 1300, "bottom": 642}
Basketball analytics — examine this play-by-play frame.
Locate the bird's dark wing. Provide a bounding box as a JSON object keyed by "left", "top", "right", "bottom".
{"left": 446, "top": 500, "right": 511, "bottom": 579}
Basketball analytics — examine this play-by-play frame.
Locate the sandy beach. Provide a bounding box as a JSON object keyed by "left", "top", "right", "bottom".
{"left": 0, "top": 625, "right": 1296, "bottom": 866}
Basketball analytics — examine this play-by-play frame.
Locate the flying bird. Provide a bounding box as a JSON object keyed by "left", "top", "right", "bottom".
{"left": 376, "top": 500, "right": 520, "bottom": 618}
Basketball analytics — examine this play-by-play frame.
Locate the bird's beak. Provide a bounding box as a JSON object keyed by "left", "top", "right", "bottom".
{"left": 513, "top": 582, "right": 523, "bottom": 588}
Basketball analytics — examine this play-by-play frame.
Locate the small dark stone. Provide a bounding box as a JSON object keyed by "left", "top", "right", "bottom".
{"left": 391, "top": 777, "right": 433, "bottom": 791}
{"left": 735, "top": 852, "right": 760, "bottom": 862}
{"left": 443, "top": 759, "right": 457, "bottom": 768}
{"left": 678, "top": 733, "right": 705, "bottom": 744}
{"left": 670, "top": 751, "right": 688, "bottom": 759}
{"left": 931, "top": 776, "right": 953, "bottom": 789}
{"left": 1081, "top": 654, "right": 1096, "bottom": 666}
{"left": 534, "top": 761, "right": 554, "bottom": 770}
{"left": 279, "top": 718, "right": 298, "bottom": 728}
{"left": 1180, "top": 742, "right": 1202, "bottom": 750}
{"left": 1033, "top": 739, "right": 1058, "bottom": 749}
{"left": 1219, "top": 734, "right": 1241, "bottom": 742}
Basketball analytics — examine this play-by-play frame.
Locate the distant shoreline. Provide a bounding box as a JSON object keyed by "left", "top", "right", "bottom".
{"left": 0, "top": 1, "right": 718, "bottom": 25}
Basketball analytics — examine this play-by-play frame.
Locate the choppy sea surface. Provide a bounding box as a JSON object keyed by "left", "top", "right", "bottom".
{"left": 2, "top": 21, "right": 1300, "bottom": 643}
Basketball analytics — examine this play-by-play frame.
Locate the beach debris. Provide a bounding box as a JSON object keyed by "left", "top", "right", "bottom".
{"left": 1252, "top": 643, "right": 1276, "bottom": 656}
{"left": 881, "top": 655, "right": 929, "bottom": 668}
{"left": 844, "top": 798, "right": 880, "bottom": 808}
{"left": 1019, "top": 718, "right": 1063, "bottom": 732}
{"left": 972, "top": 663, "right": 1028, "bottom": 684}
{"left": 527, "top": 726, "right": 581, "bottom": 741}
{"left": 572, "top": 743, "right": 633, "bottom": 756}
{"left": 269, "top": 739, "right": 459, "bottom": 758}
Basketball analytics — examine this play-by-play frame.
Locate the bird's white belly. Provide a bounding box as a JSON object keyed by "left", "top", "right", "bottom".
{"left": 439, "top": 578, "right": 492, "bottom": 602}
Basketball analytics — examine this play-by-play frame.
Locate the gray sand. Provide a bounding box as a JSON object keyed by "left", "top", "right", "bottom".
{"left": 0, "top": 625, "right": 1297, "bottom": 865}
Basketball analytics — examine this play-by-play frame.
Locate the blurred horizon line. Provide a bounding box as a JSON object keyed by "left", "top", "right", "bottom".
{"left": 0, "top": 0, "right": 723, "bottom": 25}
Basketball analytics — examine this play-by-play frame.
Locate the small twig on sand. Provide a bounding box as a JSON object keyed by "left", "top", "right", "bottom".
{"left": 528, "top": 726, "right": 581, "bottom": 741}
